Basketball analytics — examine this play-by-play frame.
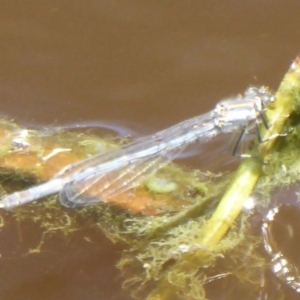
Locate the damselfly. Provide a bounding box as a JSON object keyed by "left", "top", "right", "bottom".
{"left": 0, "top": 86, "right": 274, "bottom": 209}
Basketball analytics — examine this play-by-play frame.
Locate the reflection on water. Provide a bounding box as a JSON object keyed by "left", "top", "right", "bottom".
{"left": 1, "top": 1, "right": 300, "bottom": 299}
{"left": 33, "top": 120, "right": 148, "bottom": 139}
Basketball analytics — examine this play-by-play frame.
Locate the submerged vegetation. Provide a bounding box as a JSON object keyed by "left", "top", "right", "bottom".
{"left": 0, "top": 54, "right": 300, "bottom": 299}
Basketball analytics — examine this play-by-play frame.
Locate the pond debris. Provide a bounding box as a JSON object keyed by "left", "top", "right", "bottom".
{"left": 0, "top": 53, "right": 300, "bottom": 299}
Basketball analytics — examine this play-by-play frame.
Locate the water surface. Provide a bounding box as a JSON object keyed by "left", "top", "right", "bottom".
{"left": 1, "top": 1, "right": 300, "bottom": 299}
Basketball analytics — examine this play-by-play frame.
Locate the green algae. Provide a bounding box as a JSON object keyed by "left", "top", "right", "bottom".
{"left": 145, "top": 177, "right": 178, "bottom": 194}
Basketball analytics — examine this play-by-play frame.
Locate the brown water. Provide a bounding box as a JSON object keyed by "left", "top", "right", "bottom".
{"left": 1, "top": 1, "right": 300, "bottom": 299}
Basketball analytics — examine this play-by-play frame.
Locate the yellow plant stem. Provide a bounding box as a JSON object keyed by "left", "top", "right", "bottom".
{"left": 201, "top": 159, "right": 261, "bottom": 247}
{"left": 201, "top": 55, "right": 300, "bottom": 247}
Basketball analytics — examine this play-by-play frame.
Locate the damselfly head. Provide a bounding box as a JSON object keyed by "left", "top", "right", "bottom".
{"left": 246, "top": 86, "right": 275, "bottom": 105}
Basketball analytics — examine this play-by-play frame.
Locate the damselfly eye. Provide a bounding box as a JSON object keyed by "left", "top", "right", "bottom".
{"left": 245, "top": 86, "right": 274, "bottom": 105}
